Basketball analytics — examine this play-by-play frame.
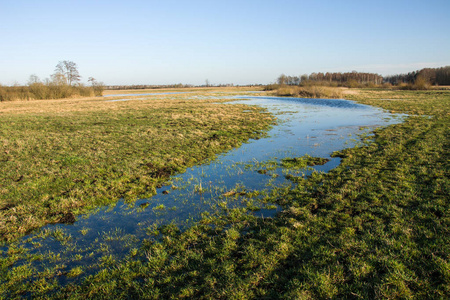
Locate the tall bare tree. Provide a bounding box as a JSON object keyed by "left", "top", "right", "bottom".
{"left": 54, "top": 60, "right": 81, "bottom": 85}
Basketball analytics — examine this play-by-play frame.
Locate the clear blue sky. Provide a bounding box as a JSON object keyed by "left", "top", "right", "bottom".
{"left": 1, "top": 0, "right": 449, "bottom": 86}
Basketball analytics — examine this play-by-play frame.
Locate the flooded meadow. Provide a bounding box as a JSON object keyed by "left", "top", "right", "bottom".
{"left": 0, "top": 92, "right": 406, "bottom": 290}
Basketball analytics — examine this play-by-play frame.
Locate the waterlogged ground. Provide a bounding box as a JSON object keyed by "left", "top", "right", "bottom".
{"left": 0, "top": 92, "right": 406, "bottom": 291}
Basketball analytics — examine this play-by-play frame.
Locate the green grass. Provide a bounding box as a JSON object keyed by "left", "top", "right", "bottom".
{"left": 1, "top": 88, "right": 449, "bottom": 299}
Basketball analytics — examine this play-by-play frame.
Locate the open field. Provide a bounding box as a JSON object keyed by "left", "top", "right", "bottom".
{"left": 1, "top": 88, "right": 449, "bottom": 298}
{"left": 103, "top": 86, "right": 264, "bottom": 96}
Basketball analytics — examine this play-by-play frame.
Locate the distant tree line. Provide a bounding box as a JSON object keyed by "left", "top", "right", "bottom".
{"left": 272, "top": 66, "right": 450, "bottom": 91}
{"left": 384, "top": 66, "right": 450, "bottom": 85}
{"left": 276, "top": 71, "right": 384, "bottom": 87}
{"left": 0, "top": 60, "right": 104, "bottom": 102}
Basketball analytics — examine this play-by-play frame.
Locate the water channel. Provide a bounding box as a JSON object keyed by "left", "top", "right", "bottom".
{"left": 1, "top": 94, "right": 405, "bottom": 286}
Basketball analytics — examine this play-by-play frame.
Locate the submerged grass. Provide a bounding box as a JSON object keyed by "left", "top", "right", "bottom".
{"left": 281, "top": 155, "right": 330, "bottom": 169}
{"left": 1, "top": 88, "right": 449, "bottom": 299}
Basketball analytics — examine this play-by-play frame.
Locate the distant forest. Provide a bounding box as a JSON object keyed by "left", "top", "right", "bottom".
{"left": 384, "top": 66, "right": 450, "bottom": 85}
{"left": 277, "top": 72, "right": 383, "bottom": 86}
{"left": 277, "top": 66, "right": 450, "bottom": 87}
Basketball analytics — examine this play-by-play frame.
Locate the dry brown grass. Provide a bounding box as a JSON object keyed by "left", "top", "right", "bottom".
{"left": 339, "top": 87, "right": 361, "bottom": 96}
{"left": 274, "top": 85, "right": 343, "bottom": 98}
{"left": 0, "top": 86, "right": 271, "bottom": 120}
{"left": 103, "top": 86, "right": 264, "bottom": 96}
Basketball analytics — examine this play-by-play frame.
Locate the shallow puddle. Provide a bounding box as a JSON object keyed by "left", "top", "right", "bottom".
{"left": 1, "top": 94, "right": 406, "bottom": 285}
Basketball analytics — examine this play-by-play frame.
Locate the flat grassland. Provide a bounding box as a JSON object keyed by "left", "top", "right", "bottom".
{"left": 0, "top": 88, "right": 274, "bottom": 241}
{"left": 1, "top": 88, "right": 449, "bottom": 299}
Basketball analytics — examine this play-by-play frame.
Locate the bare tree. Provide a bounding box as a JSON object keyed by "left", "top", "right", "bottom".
{"left": 27, "top": 74, "right": 41, "bottom": 85}
{"left": 54, "top": 60, "right": 81, "bottom": 85}
{"left": 88, "top": 77, "right": 105, "bottom": 96}
{"left": 51, "top": 72, "right": 67, "bottom": 85}
{"left": 277, "top": 74, "right": 287, "bottom": 85}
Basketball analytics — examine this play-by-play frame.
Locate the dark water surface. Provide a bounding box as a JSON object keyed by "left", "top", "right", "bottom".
{"left": 1, "top": 95, "right": 406, "bottom": 285}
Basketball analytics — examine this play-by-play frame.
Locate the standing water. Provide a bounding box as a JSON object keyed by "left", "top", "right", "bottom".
{"left": 1, "top": 94, "right": 405, "bottom": 286}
